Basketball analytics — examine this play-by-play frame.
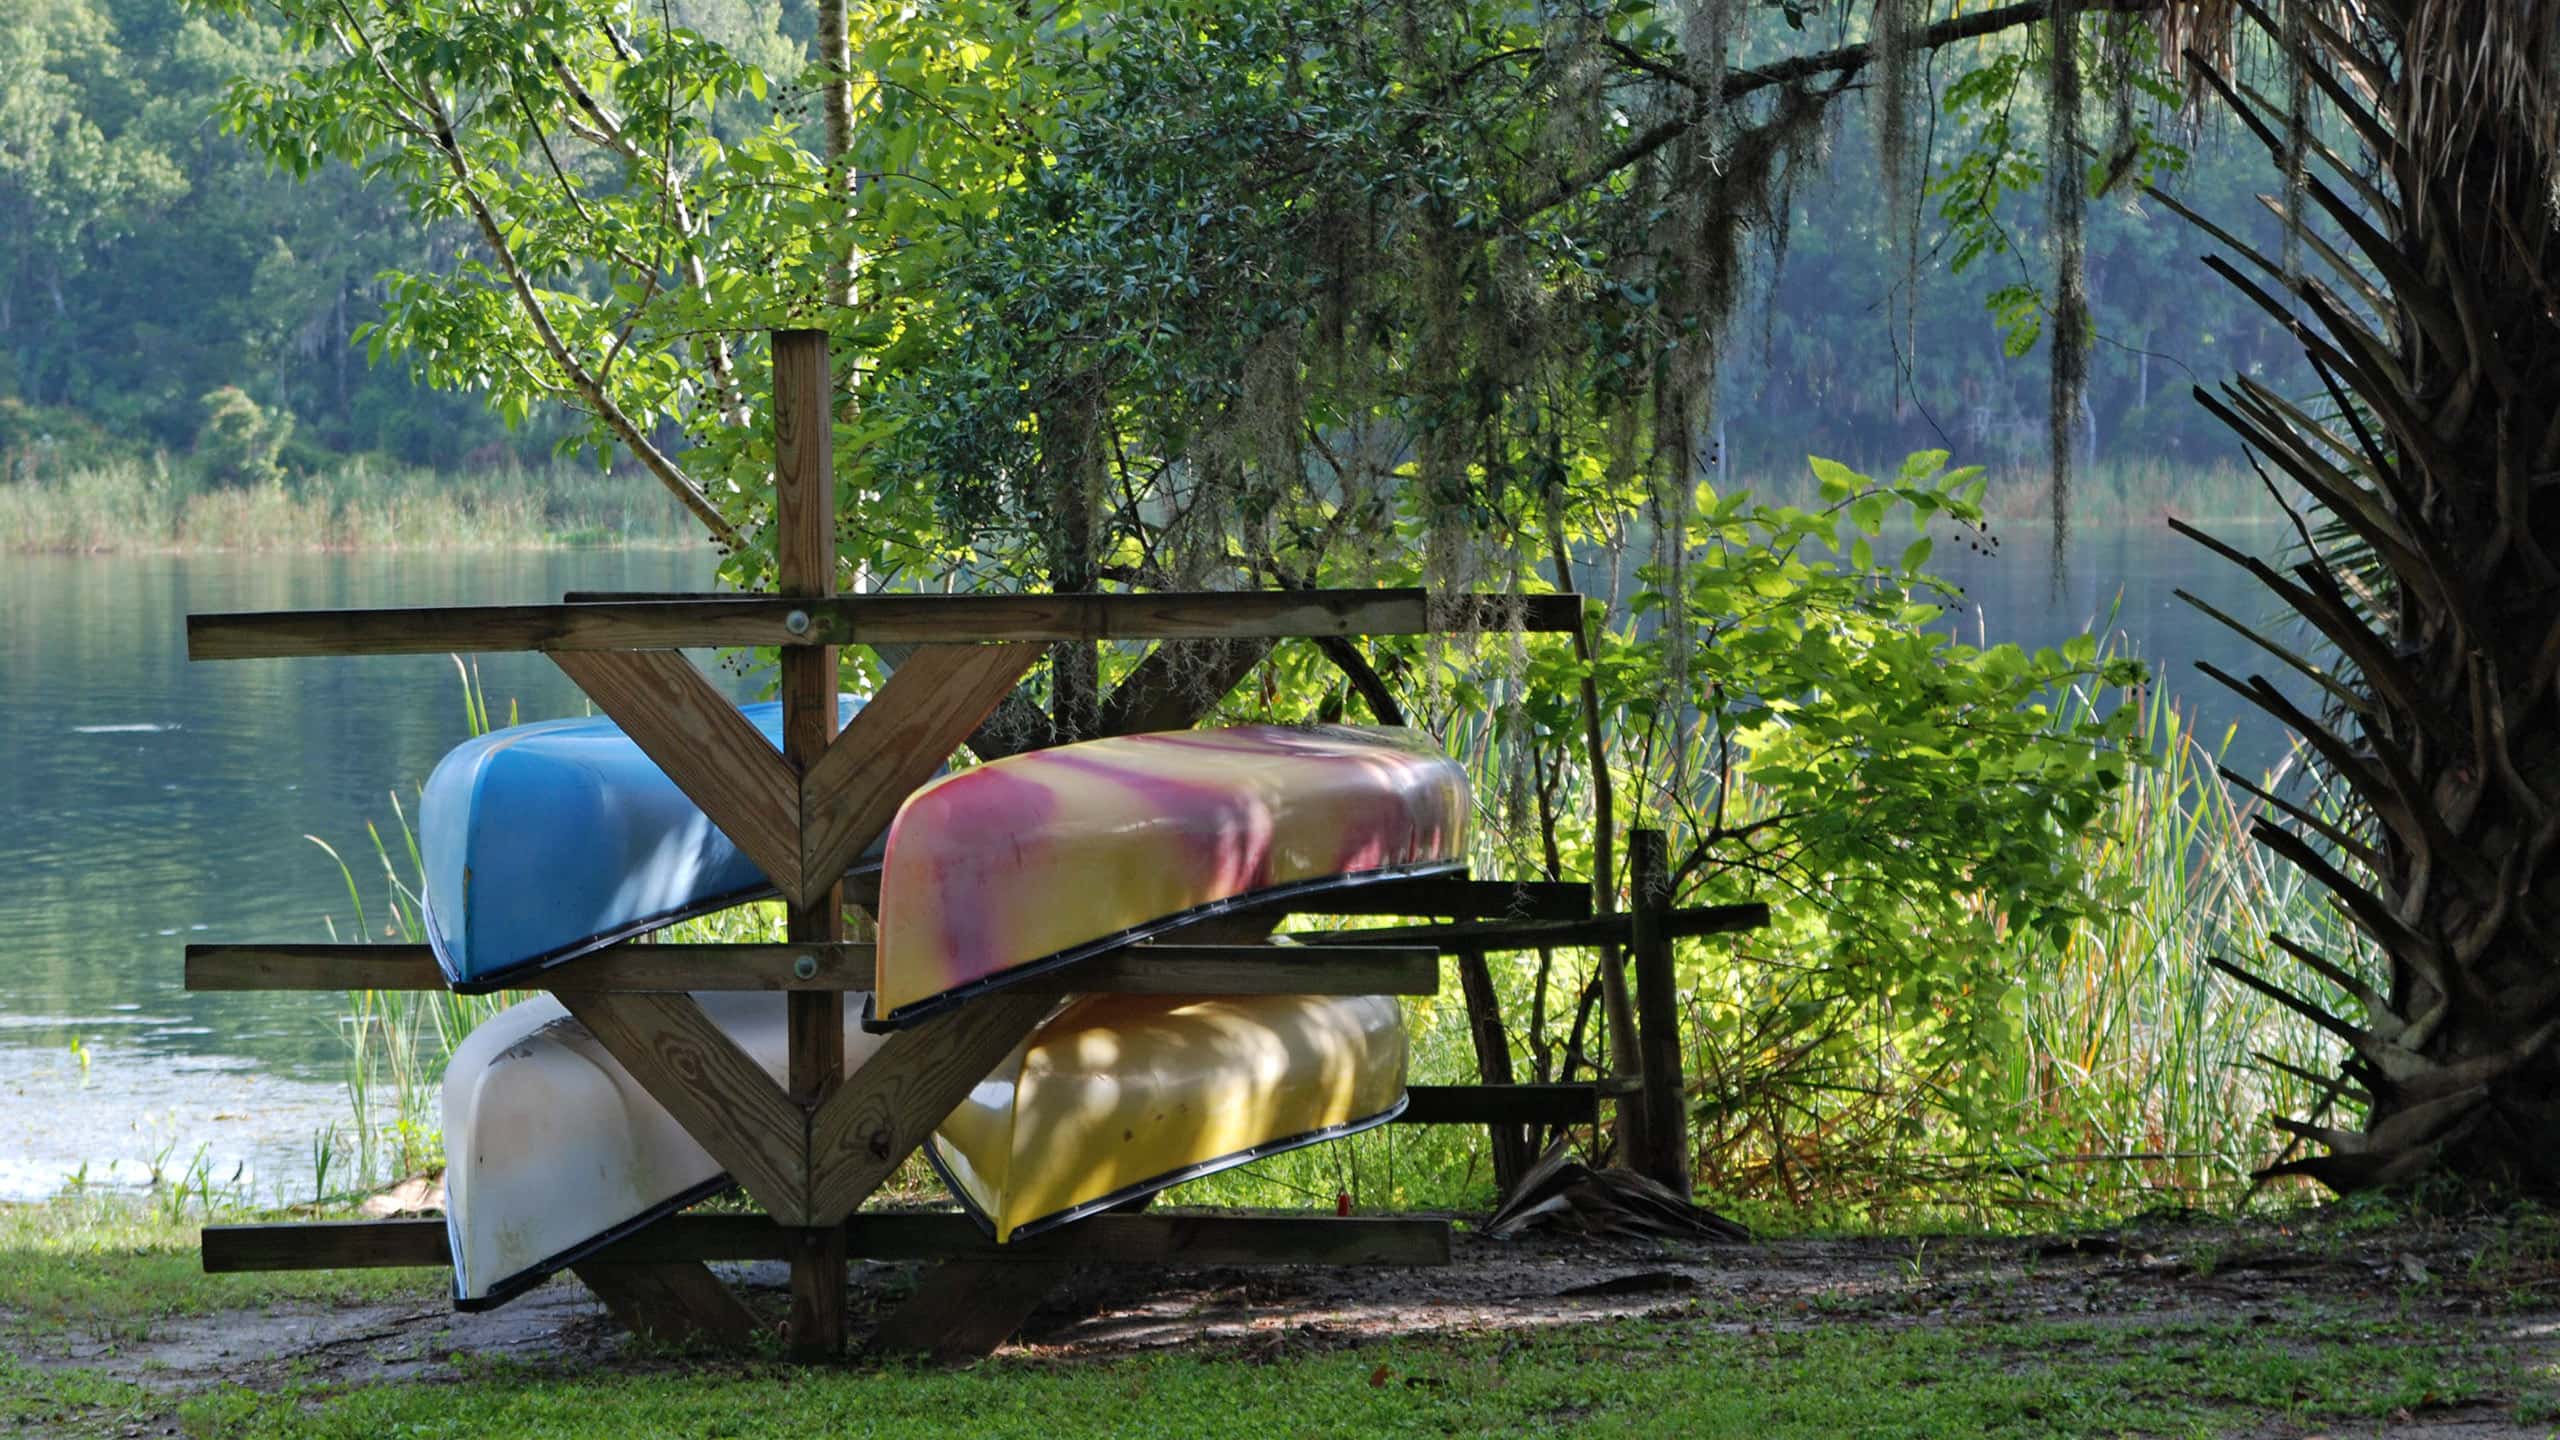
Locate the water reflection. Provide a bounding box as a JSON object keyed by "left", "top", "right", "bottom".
{"left": 0, "top": 548, "right": 733, "bottom": 1198}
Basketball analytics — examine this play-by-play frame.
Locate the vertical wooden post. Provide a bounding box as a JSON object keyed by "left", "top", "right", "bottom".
{"left": 774, "top": 327, "right": 847, "bottom": 1357}
{"left": 1452, "top": 944, "right": 1531, "bottom": 1196}
{"left": 1627, "top": 828, "right": 1689, "bottom": 1197}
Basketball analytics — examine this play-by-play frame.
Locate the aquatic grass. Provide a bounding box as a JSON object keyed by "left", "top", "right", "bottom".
{"left": 0, "top": 457, "right": 702, "bottom": 553}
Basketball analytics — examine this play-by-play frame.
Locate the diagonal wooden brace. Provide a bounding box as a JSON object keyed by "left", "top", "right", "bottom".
{"left": 550, "top": 649, "right": 803, "bottom": 898}
{"left": 555, "top": 990, "right": 815, "bottom": 1225}
{"left": 804, "top": 991, "right": 1053, "bottom": 1226}
{"left": 798, "top": 642, "right": 1041, "bottom": 905}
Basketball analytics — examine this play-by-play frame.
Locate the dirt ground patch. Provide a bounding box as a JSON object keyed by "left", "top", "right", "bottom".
{"left": 15, "top": 1211, "right": 2560, "bottom": 1435}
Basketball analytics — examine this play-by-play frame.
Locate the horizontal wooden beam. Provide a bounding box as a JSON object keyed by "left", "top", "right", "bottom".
{"left": 183, "top": 943, "right": 869, "bottom": 993}
{"left": 187, "top": 590, "right": 1583, "bottom": 660}
{"left": 1048, "top": 945, "right": 1439, "bottom": 995}
{"left": 203, "top": 1212, "right": 1448, "bottom": 1273}
{"left": 185, "top": 943, "right": 1439, "bottom": 996}
{"left": 1306, "top": 901, "right": 1769, "bottom": 953}
{"left": 1259, "top": 876, "right": 1592, "bottom": 921}
{"left": 1399, "top": 1083, "right": 1602, "bottom": 1127}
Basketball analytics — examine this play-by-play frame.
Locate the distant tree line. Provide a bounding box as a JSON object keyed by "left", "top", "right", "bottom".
{"left": 1, "top": 0, "right": 2304, "bottom": 487}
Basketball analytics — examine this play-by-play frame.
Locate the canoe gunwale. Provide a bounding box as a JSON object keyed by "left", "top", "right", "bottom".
{"left": 450, "top": 1175, "right": 737, "bottom": 1312}
{"left": 862, "top": 859, "right": 1466, "bottom": 1031}
{"left": 426, "top": 861, "right": 882, "bottom": 995}
{"left": 922, "top": 1091, "right": 1413, "bottom": 1244}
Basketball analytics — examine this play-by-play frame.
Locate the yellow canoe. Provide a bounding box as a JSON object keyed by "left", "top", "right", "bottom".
{"left": 926, "top": 991, "right": 1410, "bottom": 1242}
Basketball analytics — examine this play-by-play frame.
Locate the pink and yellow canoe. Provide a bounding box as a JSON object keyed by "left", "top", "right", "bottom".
{"left": 868, "top": 724, "right": 1470, "bottom": 1027}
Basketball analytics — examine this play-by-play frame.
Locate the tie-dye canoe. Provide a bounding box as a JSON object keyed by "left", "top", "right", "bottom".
{"left": 869, "top": 725, "right": 1469, "bottom": 1026}
{"left": 927, "top": 990, "right": 1409, "bottom": 1242}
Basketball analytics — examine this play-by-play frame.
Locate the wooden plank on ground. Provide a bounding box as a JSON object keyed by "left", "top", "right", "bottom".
{"left": 804, "top": 992, "right": 1054, "bottom": 1226}
{"left": 572, "top": 1260, "right": 760, "bottom": 1346}
{"left": 798, "top": 642, "right": 1041, "bottom": 903}
{"left": 550, "top": 648, "right": 803, "bottom": 897}
{"left": 891, "top": 1213, "right": 1452, "bottom": 1267}
{"left": 555, "top": 991, "right": 813, "bottom": 1225}
{"left": 186, "top": 590, "right": 1585, "bottom": 660}
{"left": 1398, "top": 1084, "right": 1601, "bottom": 1127}
{"left": 202, "top": 1213, "right": 1451, "bottom": 1273}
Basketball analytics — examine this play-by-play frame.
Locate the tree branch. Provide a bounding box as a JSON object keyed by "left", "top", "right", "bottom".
{"left": 1511, "top": 0, "right": 2161, "bottom": 223}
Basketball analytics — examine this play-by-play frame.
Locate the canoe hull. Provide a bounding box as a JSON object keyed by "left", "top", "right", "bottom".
{"left": 872, "top": 725, "right": 1469, "bottom": 1025}
{"left": 420, "top": 696, "right": 860, "bottom": 991}
{"left": 441, "top": 991, "right": 888, "bottom": 1308}
{"left": 926, "top": 992, "right": 1410, "bottom": 1243}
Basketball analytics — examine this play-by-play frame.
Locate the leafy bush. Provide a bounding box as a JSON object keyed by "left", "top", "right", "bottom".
{"left": 190, "top": 386, "right": 293, "bottom": 489}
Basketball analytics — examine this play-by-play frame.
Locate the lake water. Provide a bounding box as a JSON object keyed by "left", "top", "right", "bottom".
{"left": 0, "top": 527, "right": 2308, "bottom": 1202}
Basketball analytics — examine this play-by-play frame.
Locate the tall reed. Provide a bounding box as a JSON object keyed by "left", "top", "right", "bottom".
{"left": 0, "top": 456, "right": 702, "bottom": 553}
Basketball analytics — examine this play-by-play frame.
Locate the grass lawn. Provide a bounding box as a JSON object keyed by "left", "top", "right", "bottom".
{"left": 6, "top": 1194, "right": 2558, "bottom": 1438}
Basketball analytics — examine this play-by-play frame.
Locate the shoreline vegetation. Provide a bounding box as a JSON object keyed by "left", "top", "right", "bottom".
{"left": 0, "top": 457, "right": 704, "bottom": 554}
{"left": 2, "top": 457, "right": 2296, "bottom": 554}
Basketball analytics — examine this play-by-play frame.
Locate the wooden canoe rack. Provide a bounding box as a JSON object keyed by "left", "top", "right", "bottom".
{"left": 179, "top": 328, "right": 1760, "bottom": 1361}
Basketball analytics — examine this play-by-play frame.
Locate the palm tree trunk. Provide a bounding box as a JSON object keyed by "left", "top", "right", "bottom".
{"left": 2175, "top": 0, "right": 2560, "bottom": 1194}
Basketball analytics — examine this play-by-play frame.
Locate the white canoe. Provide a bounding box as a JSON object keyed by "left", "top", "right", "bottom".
{"left": 441, "top": 991, "right": 888, "bottom": 1307}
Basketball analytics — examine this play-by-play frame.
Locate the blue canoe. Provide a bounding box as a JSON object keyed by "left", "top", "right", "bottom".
{"left": 420, "top": 696, "right": 861, "bottom": 990}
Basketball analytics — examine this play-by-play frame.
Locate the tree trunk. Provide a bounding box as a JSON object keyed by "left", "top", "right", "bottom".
{"left": 2182, "top": 0, "right": 2560, "bottom": 1196}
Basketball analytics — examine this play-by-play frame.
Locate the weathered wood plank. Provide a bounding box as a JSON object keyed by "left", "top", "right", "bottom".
{"left": 1302, "top": 903, "right": 1768, "bottom": 952}
{"left": 572, "top": 1260, "right": 760, "bottom": 1346}
{"left": 186, "top": 944, "right": 449, "bottom": 992}
{"left": 1627, "top": 829, "right": 1690, "bottom": 1197}
{"left": 202, "top": 1213, "right": 1451, "bottom": 1273}
{"left": 203, "top": 1219, "right": 451, "bottom": 1271}
{"left": 1397, "top": 1084, "right": 1601, "bottom": 1127}
{"left": 804, "top": 992, "right": 1053, "bottom": 1226}
{"left": 550, "top": 649, "right": 803, "bottom": 898}
{"left": 871, "top": 1259, "right": 1071, "bottom": 1361}
{"left": 1273, "top": 876, "right": 1592, "bottom": 920}
{"left": 1047, "top": 945, "right": 1439, "bottom": 996}
{"left": 185, "top": 942, "right": 1435, "bottom": 995}
{"left": 554, "top": 991, "right": 813, "bottom": 1225}
{"left": 776, "top": 327, "right": 850, "bottom": 1359}
{"left": 1452, "top": 946, "right": 1532, "bottom": 1195}
{"left": 797, "top": 642, "right": 1041, "bottom": 903}
{"left": 186, "top": 589, "right": 1585, "bottom": 660}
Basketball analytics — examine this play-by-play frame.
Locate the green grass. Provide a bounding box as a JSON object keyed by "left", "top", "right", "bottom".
{"left": 0, "top": 1194, "right": 439, "bottom": 1347}
{"left": 0, "top": 456, "right": 703, "bottom": 552}
{"left": 13, "top": 1312, "right": 2516, "bottom": 1439}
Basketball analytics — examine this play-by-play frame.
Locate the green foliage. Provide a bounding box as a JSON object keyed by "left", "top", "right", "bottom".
{"left": 190, "top": 384, "right": 292, "bottom": 488}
